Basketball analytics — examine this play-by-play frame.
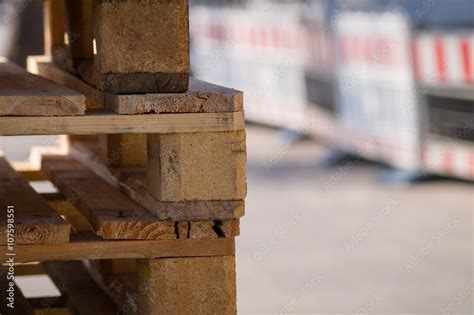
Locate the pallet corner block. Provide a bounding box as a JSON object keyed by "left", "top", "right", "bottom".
{"left": 147, "top": 131, "right": 247, "bottom": 202}
{"left": 87, "top": 0, "right": 190, "bottom": 93}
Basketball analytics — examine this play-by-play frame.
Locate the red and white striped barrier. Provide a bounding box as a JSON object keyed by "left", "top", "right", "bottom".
{"left": 422, "top": 137, "right": 474, "bottom": 180}
{"left": 413, "top": 32, "right": 474, "bottom": 87}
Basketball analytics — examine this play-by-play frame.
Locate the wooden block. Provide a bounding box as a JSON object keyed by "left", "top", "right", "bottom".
{"left": 0, "top": 232, "right": 235, "bottom": 263}
{"left": 99, "top": 134, "right": 147, "bottom": 167}
{"left": 83, "top": 0, "right": 189, "bottom": 93}
{"left": 41, "top": 156, "right": 176, "bottom": 240}
{"left": 45, "top": 261, "right": 118, "bottom": 315}
{"left": 0, "top": 110, "right": 244, "bottom": 136}
{"left": 0, "top": 158, "right": 70, "bottom": 245}
{"left": 137, "top": 256, "right": 237, "bottom": 315}
{"left": 0, "top": 61, "right": 86, "bottom": 116}
{"left": 147, "top": 131, "right": 247, "bottom": 201}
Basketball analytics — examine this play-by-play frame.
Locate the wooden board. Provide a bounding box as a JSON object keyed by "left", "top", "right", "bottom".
{"left": 44, "top": 261, "right": 117, "bottom": 315}
{"left": 0, "top": 231, "right": 235, "bottom": 263}
{"left": 68, "top": 144, "right": 245, "bottom": 221}
{"left": 30, "top": 58, "right": 242, "bottom": 113}
{"left": 107, "top": 78, "right": 243, "bottom": 114}
{"left": 0, "top": 61, "right": 85, "bottom": 116}
{"left": 0, "top": 158, "right": 70, "bottom": 245}
{"left": 0, "top": 109, "right": 244, "bottom": 136}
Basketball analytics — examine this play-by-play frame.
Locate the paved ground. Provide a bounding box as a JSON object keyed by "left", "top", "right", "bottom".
{"left": 237, "top": 125, "right": 473, "bottom": 314}
{"left": 4, "top": 126, "right": 473, "bottom": 314}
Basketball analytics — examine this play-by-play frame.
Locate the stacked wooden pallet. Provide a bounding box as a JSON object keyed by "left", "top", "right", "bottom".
{"left": 1, "top": 1, "right": 246, "bottom": 314}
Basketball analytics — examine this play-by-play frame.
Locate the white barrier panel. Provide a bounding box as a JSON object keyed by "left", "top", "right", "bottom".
{"left": 335, "top": 11, "right": 421, "bottom": 170}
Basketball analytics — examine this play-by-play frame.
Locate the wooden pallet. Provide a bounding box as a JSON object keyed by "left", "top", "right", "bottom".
{"left": 1, "top": 0, "right": 243, "bottom": 313}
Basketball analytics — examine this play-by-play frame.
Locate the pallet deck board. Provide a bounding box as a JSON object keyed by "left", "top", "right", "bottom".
{"left": 0, "top": 231, "right": 235, "bottom": 263}
{"left": 42, "top": 156, "right": 176, "bottom": 240}
{"left": 0, "top": 109, "right": 244, "bottom": 136}
{"left": 0, "top": 158, "right": 70, "bottom": 245}
{"left": 0, "top": 61, "right": 86, "bottom": 116}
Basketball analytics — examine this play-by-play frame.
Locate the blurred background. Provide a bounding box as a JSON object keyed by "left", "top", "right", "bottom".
{"left": 1, "top": 0, "right": 473, "bottom": 313}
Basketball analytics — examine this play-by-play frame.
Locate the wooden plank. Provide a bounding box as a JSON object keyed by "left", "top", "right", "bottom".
{"left": 137, "top": 256, "right": 237, "bottom": 315}
{"left": 0, "top": 61, "right": 86, "bottom": 116}
{"left": 86, "top": 0, "right": 189, "bottom": 93}
{"left": 0, "top": 110, "right": 244, "bottom": 136}
{"left": 41, "top": 157, "right": 175, "bottom": 240}
{"left": 0, "top": 232, "right": 235, "bottom": 263}
{"left": 0, "top": 158, "right": 70, "bottom": 245}
{"left": 0, "top": 274, "right": 35, "bottom": 315}
{"left": 69, "top": 144, "right": 245, "bottom": 221}
{"left": 98, "top": 134, "right": 148, "bottom": 168}
{"left": 106, "top": 78, "right": 243, "bottom": 114}
{"left": 44, "top": 261, "right": 117, "bottom": 315}
{"left": 28, "top": 56, "right": 104, "bottom": 109}
{"left": 30, "top": 59, "right": 241, "bottom": 113}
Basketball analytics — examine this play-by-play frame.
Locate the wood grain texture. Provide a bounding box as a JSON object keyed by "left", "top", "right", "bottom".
{"left": 0, "top": 232, "right": 235, "bottom": 263}
{"left": 0, "top": 158, "right": 70, "bottom": 245}
{"left": 106, "top": 78, "right": 243, "bottom": 114}
{"left": 0, "top": 61, "right": 85, "bottom": 116}
{"left": 41, "top": 156, "right": 175, "bottom": 240}
{"left": 44, "top": 261, "right": 117, "bottom": 315}
{"left": 0, "top": 109, "right": 244, "bottom": 136}
{"left": 89, "top": 0, "right": 189, "bottom": 93}
{"left": 137, "top": 256, "right": 237, "bottom": 315}
{"left": 147, "top": 131, "right": 247, "bottom": 201}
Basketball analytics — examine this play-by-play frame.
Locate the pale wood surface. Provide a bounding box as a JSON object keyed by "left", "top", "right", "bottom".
{"left": 137, "top": 256, "right": 237, "bottom": 315}
{"left": 90, "top": 0, "right": 189, "bottom": 93}
{"left": 0, "top": 61, "right": 85, "bottom": 116}
{"left": 0, "top": 109, "right": 244, "bottom": 136}
{"left": 0, "top": 232, "right": 235, "bottom": 263}
{"left": 0, "top": 158, "right": 70, "bottom": 245}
